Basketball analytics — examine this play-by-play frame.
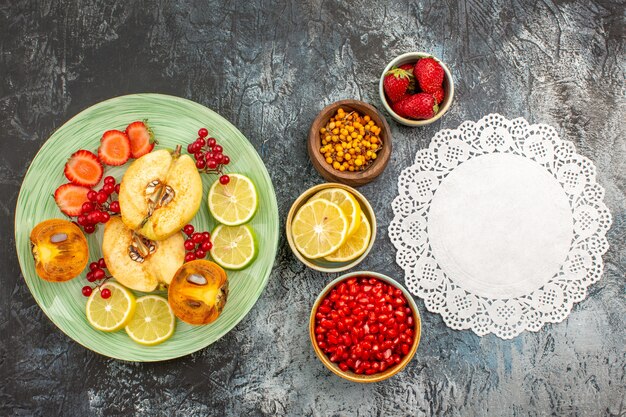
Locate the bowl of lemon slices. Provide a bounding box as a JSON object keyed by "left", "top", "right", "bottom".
{"left": 286, "top": 183, "right": 376, "bottom": 272}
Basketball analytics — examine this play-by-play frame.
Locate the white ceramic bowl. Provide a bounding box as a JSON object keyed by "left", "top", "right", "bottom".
{"left": 379, "top": 51, "right": 454, "bottom": 127}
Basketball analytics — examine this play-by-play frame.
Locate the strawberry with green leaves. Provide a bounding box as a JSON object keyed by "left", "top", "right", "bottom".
{"left": 383, "top": 67, "right": 414, "bottom": 103}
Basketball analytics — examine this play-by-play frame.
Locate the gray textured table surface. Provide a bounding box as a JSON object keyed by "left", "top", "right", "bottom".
{"left": 1, "top": 1, "right": 625, "bottom": 416}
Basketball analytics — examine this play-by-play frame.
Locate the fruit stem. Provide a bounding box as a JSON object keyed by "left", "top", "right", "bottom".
{"left": 172, "top": 145, "right": 182, "bottom": 159}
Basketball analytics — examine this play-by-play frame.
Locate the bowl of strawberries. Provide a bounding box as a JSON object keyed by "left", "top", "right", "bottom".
{"left": 379, "top": 52, "right": 454, "bottom": 126}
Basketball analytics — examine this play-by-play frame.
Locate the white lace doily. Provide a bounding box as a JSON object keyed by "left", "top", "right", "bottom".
{"left": 389, "top": 114, "right": 612, "bottom": 339}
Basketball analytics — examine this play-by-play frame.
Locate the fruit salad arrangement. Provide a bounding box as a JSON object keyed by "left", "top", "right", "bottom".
{"left": 29, "top": 122, "right": 260, "bottom": 346}
{"left": 291, "top": 188, "right": 371, "bottom": 263}
{"left": 314, "top": 275, "right": 417, "bottom": 376}
{"left": 382, "top": 57, "right": 446, "bottom": 120}
{"left": 318, "top": 107, "right": 383, "bottom": 173}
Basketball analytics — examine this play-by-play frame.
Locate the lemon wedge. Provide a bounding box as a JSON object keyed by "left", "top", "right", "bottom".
{"left": 210, "top": 224, "right": 257, "bottom": 270}
{"left": 291, "top": 199, "right": 349, "bottom": 259}
{"left": 86, "top": 281, "right": 136, "bottom": 332}
{"left": 125, "top": 295, "right": 176, "bottom": 346}
{"left": 324, "top": 213, "right": 372, "bottom": 262}
{"left": 310, "top": 188, "right": 362, "bottom": 237}
{"left": 208, "top": 174, "right": 258, "bottom": 226}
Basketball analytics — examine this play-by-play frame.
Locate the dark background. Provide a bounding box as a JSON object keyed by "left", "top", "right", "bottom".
{"left": 1, "top": 1, "right": 624, "bottom": 416}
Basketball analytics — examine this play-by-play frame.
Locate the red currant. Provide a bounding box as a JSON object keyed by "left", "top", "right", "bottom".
{"left": 86, "top": 272, "right": 96, "bottom": 282}
{"left": 195, "top": 249, "right": 206, "bottom": 259}
{"left": 214, "top": 154, "right": 223, "bottom": 164}
{"left": 191, "top": 233, "right": 203, "bottom": 244}
{"left": 183, "top": 224, "right": 195, "bottom": 235}
{"left": 100, "top": 288, "right": 111, "bottom": 299}
{"left": 98, "top": 258, "right": 106, "bottom": 268}
{"left": 222, "top": 155, "right": 230, "bottom": 165}
{"left": 83, "top": 225, "right": 96, "bottom": 234}
{"left": 82, "top": 286, "right": 93, "bottom": 297}
{"left": 184, "top": 253, "right": 197, "bottom": 262}
{"left": 100, "top": 212, "right": 110, "bottom": 223}
{"left": 93, "top": 269, "right": 105, "bottom": 280}
{"left": 187, "top": 143, "right": 199, "bottom": 154}
{"left": 196, "top": 137, "right": 206, "bottom": 147}
{"left": 198, "top": 128, "right": 208, "bottom": 138}
{"left": 104, "top": 176, "right": 116, "bottom": 185}
{"left": 114, "top": 184, "right": 121, "bottom": 194}
{"left": 87, "top": 190, "right": 98, "bottom": 202}
{"left": 206, "top": 159, "right": 218, "bottom": 169}
{"left": 89, "top": 262, "right": 99, "bottom": 271}
{"left": 184, "top": 239, "right": 196, "bottom": 251}
{"left": 77, "top": 215, "right": 88, "bottom": 226}
{"left": 196, "top": 160, "right": 206, "bottom": 169}
{"left": 214, "top": 145, "right": 223, "bottom": 153}
{"left": 96, "top": 191, "right": 108, "bottom": 204}
{"left": 194, "top": 152, "right": 205, "bottom": 160}
{"left": 102, "top": 183, "right": 115, "bottom": 195}
{"left": 201, "top": 241, "right": 213, "bottom": 251}
{"left": 109, "top": 201, "right": 120, "bottom": 213}
{"left": 207, "top": 138, "right": 217, "bottom": 147}
{"left": 219, "top": 175, "right": 230, "bottom": 185}
{"left": 201, "top": 232, "right": 210, "bottom": 242}
{"left": 82, "top": 202, "right": 95, "bottom": 214}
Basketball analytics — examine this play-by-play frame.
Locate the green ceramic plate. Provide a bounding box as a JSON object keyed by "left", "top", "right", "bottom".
{"left": 15, "top": 94, "right": 279, "bottom": 362}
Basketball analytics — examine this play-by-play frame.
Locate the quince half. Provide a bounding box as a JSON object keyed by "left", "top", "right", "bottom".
{"left": 119, "top": 146, "right": 202, "bottom": 241}
{"left": 102, "top": 217, "right": 185, "bottom": 292}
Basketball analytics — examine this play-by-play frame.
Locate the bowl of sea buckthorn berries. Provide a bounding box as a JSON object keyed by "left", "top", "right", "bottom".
{"left": 310, "top": 271, "right": 421, "bottom": 383}
{"left": 308, "top": 100, "right": 392, "bottom": 187}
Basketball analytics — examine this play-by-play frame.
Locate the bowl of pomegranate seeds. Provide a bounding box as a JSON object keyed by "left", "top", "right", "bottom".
{"left": 310, "top": 271, "right": 421, "bottom": 383}
{"left": 379, "top": 51, "right": 454, "bottom": 126}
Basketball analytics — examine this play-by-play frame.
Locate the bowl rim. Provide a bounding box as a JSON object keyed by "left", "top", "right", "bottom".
{"left": 378, "top": 51, "right": 455, "bottom": 127}
{"left": 309, "top": 271, "right": 422, "bottom": 383}
{"left": 286, "top": 183, "right": 377, "bottom": 272}
{"left": 307, "top": 99, "right": 392, "bottom": 185}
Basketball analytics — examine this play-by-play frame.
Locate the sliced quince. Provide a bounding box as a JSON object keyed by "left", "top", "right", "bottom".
{"left": 118, "top": 146, "right": 202, "bottom": 241}
{"left": 168, "top": 260, "right": 229, "bottom": 325}
{"left": 102, "top": 217, "right": 185, "bottom": 292}
{"left": 30, "top": 219, "right": 89, "bottom": 282}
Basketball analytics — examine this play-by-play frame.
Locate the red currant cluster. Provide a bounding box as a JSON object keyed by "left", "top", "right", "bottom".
{"left": 187, "top": 128, "right": 231, "bottom": 185}
{"left": 82, "top": 257, "right": 112, "bottom": 298}
{"left": 182, "top": 224, "right": 212, "bottom": 262}
{"left": 75, "top": 176, "right": 120, "bottom": 234}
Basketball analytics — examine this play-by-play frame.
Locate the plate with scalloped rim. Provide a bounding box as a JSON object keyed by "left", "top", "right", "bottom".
{"left": 15, "top": 93, "right": 279, "bottom": 361}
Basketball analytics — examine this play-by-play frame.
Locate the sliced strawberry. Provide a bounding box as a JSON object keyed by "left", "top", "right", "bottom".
{"left": 98, "top": 130, "right": 131, "bottom": 166}
{"left": 64, "top": 150, "right": 103, "bottom": 186}
{"left": 125, "top": 121, "right": 156, "bottom": 158}
{"left": 54, "top": 184, "right": 91, "bottom": 216}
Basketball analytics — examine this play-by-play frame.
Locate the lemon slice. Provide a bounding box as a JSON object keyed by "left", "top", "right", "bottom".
{"left": 86, "top": 281, "right": 136, "bottom": 332}
{"left": 125, "top": 295, "right": 176, "bottom": 346}
{"left": 208, "top": 174, "right": 258, "bottom": 226}
{"left": 210, "top": 224, "right": 257, "bottom": 270}
{"left": 310, "top": 188, "right": 362, "bottom": 237}
{"left": 324, "top": 213, "right": 372, "bottom": 262}
{"left": 291, "top": 199, "right": 349, "bottom": 259}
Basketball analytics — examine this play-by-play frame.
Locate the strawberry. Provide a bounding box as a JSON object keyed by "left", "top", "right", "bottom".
{"left": 383, "top": 67, "right": 414, "bottom": 103}
{"left": 393, "top": 93, "right": 439, "bottom": 120}
{"left": 399, "top": 63, "right": 414, "bottom": 71}
{"left": 432, "top": 88, "right": 445, "bottom": 104}
{"left": 413, "top": 57, "right": 444, "bottom": 93}
{"left": 64, "top": 150, "right": 103, "bottom": 187}
{"left": 54, "top": 183, "right": 91, "bottom": 216}
{"left": 125, "top": 121, "right": 156, "bottom": 158}
{"left": 98, "top": 130, "right": 131, "bottom": 166}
